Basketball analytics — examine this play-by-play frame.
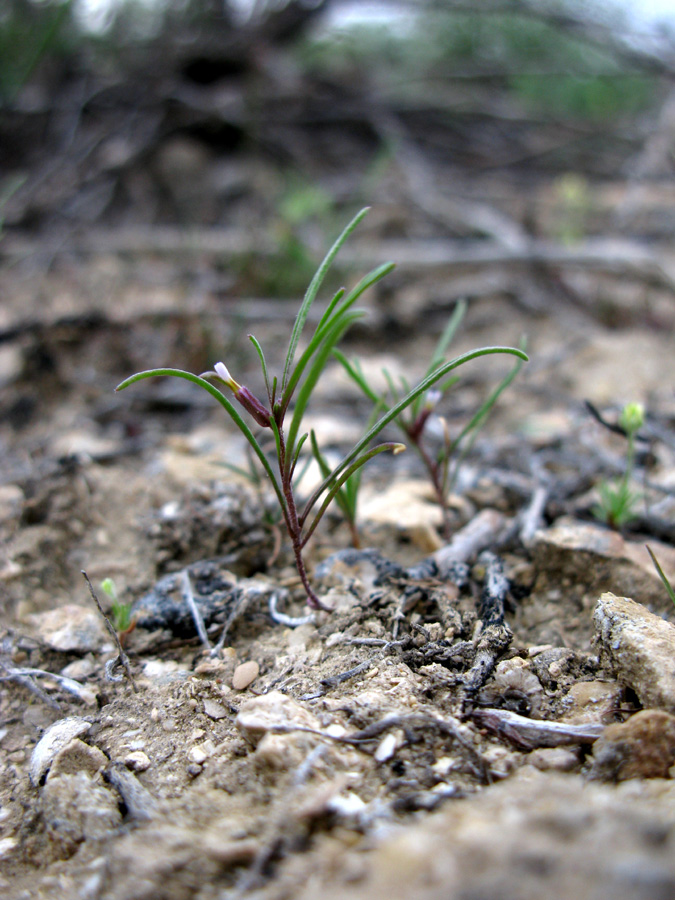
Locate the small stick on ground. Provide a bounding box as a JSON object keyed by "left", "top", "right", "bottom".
{"left": 180, "top": 569, "right": 211, "bottom": 651}
{"left": 82, "top": 570, "right": 138, "bottom": 693}
{"left": 0, "top": 661, "right": 62, "bottom": 710}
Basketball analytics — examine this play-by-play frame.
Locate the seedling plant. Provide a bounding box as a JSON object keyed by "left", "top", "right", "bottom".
{"left": 335, "top": 299, "right": 527, "bottom": 540}
{"left": 593, "top": 402, "right": 645, "bottom": 528}
{"left": 116, "top": 208, "right": 528, "bottom": 610}
{"left": 100, "top": 577, "right": 135, "bottom": 638}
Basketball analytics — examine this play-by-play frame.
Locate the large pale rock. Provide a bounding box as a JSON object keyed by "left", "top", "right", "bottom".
{"left": 533, "top": 517, "right": 675, "bottom": 610}
{"left": 593, "top": 592, "right": 675, "bottom": 712}
{"left": 28, "top": 604, "right": 108, "bottom": 652}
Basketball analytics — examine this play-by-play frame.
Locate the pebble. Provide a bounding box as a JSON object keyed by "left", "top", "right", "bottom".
{"left": 236, "top": 690, "right": 320, "bottom": 744}
{"left": 60, "top": 656, "right": 96, "bottom": 680}
{"left": 203, "top": 698, "right": 228, "bottom": 719}
{"left": 0, "top": 837, "right": 17, "bottom": 859}
{"left": 232, "top": 660, "right": 259, "bottom": 691}
{"left": 47, "top": 738, "right": 108, "bottom": 781}
{"left": 124, "top": 751, "right": 151, "bottom": 772}
{"left": 527, "top": 747, "right": 580, "bottom": 772}
{"left": 188, "top": 745, "right": 208, "bottom": 765}
{"left": 593, "top": 592, "right": 675, "bottom": 712}
{"left": 561, "top": 680, "right": 622, "bottom": 725}
{"left": 39, "top": 772, "right": 121, "bottom": 859}
{"left": 533, "top": 518, "right": 675, "bottom": 607}
{"left": 374, "top": 732, "right": 402, "bottom": 763}
{"left": 29, "top": 717, "right": 92, "bottom": 786}
{"left": 589, "top": 710, "right": 675, "bottom": 781}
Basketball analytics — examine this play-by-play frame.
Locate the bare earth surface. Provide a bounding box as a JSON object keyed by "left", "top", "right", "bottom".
{"left": 2, "top": 245, "right": 675, "bottom": 900}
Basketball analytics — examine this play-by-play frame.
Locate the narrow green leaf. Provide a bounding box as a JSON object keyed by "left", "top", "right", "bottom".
{"left": 289, "top": 432, "right": 309, "bottom": 479}
{"left": 646, "top": 546, "right": 675, "bottom": 607}
{"left": 281, "top": 207, "right": 370, "bottom": 394}
{"left": 248, "top": 334, "right": 271, "bottom": 401}
{"left": 280, "top": 261, "right": 394, "bottom": 415}
{"left": 424, "top": 299, "right": 467, "bottom": 380}
{"left": 301, "top": 442, "right": 405, "bottom": 544}
{"left": 443, "top": 352, "right": 525, "bottom": 494}
{"left": 332, "top": 350, "right": 381, "bottom": 405}
{"left": 285, "top": 309, "right": 365, "bottom": 467}
{"left": 301, "top": 346, "right": 528, "bottom": 519}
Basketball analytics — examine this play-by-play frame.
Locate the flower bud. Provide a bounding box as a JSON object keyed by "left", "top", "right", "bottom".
{"left": 210, "top": 361, "right": 271, "bottom": 428}
{"left": 619, "top": 402, "right": 644, "bottom": 435}
{"left": 233, "top": 385, "right": 271, "bottom": 428}
{"left": 214, "top": 362, "right": 241, "bottom": 392}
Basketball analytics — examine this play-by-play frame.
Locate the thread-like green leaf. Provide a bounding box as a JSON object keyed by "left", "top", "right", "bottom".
{"left": 281, "top": 207, "right": 370, "bottom": 394}
{"left": 301, "top": 442, "right": 405, "bottom": 545}
{"left": 285, "top": 309, "right": 365, "bottom": 468}
{"left": 301, "top": 346, "right": 528, "bottom": 520}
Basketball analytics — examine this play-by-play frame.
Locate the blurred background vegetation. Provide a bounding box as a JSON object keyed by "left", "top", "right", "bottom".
{"left": 1, "top": 0, "right": 674, "bottom": 295}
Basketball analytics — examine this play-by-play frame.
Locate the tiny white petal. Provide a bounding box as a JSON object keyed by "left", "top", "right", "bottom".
{"left": 214, "top": 362, "right": 232, "bottom": 382}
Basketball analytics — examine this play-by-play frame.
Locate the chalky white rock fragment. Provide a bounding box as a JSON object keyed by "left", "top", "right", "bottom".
{"left": 593, "top": 592, "right": 675, "bottom": 713}
{"left": 29, "top": 717, "right": 92, "bottom": 786}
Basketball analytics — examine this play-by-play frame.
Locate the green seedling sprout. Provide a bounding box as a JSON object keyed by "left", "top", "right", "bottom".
{"left": 646, "top": 546, "right": 675, "bottom": 609}
{"left": 593, "top": 402, "right": 644, "bottom": 529}
{"left": 100, "top": 577, "right": 134, "bottom": 635}
{"left": 116, "top": 208, "right": 528, "bottom": 610}
{"left": 335, "top": 300, "right": 527, "bottom": 540}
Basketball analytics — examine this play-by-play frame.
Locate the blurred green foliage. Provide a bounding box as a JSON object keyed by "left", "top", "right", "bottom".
{"left": 298, "top": 5, "right": 658, "bottom": 123}
{"left": 0, "top": 0, "right": 79, "bottom": 104}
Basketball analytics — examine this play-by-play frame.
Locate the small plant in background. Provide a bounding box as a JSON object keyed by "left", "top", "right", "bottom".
{"left": 116, "top": 208, "right": 528, "bottom": 610}
{"left": 551, "top": 172, "right": 590, "bottom": 246}
{"left": 593, "top": 401, "right": 645, "bottom": 529}
{"left": 263, "top": 177, "right": 334, "bottom": 297}
{"left": 335, "top": 300, "right": 527, "bottom": 540}
{"left": 100, "top": 577, "right": 135, "bottom": 636}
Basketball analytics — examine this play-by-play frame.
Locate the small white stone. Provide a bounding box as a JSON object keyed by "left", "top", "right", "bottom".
{"left": 232, "top": 660, "right": 259, "bottom": 691}
{"left": 203, "top": 699, "right": 228, "bottom": 719}
{"left": 124, "top": 751, "right": 151, "bottom": 772}
{"left": 0, "top": 837, "right": 18, "bottom": 858}
{"left": 374, "top": 732, "right": 400, "bottom": 763}
{"left": 188, "top": 745, "right": 208, "bottom": 765}
{"left": 327, "top": 792, "right": 367, "bottom": 818}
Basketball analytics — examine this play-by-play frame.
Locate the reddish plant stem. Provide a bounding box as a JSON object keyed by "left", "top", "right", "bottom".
{"left": 409, "top": 433, "right": 452, "bottom": 541}
{"left": 276, "top": 421, "right": 328, "bottom": 611}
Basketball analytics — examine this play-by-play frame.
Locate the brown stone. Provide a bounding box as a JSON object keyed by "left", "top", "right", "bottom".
{"left": 589, "top": 710, "right": 675, "bottom": 781}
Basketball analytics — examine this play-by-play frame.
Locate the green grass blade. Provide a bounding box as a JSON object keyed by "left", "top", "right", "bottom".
{"left": 449, "top": 345, "right": 526, "bottom": 453}
{"left": 289, "top": 432, "right": 309, "bottom": 479}
{"left": 280, "top": 261, "right": 394, "bottom": 414}
{"left": 281, "top": 207, "right": 370, "bottom": 394}
{"left": 285, "top": 309, "right": 365, "bottom": 468}
{"left": 301, "top": 442, "right": 404, "bottom": 545}
{"left": 301, "top": 346, "right": 528, "bottom": 519}
{"left": 332, "top": 350, "right": 382, "bottom": 405}
{"left": 309, "top": 430, "right": 354, "bottom": 522}
{"left": 444, "top": 351, "right": 525, "bottom": 494}
{"left": 248, "top": 334, "right": 271, "bottom": 401}
{"left": 315, "top": 262, "right": 395, "bottom": 338}
{"left": 424, "top": 300, "right": 467, "bottom": 380}
{"left": 646, "top": 545, "right": 675, "bottom": 607}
